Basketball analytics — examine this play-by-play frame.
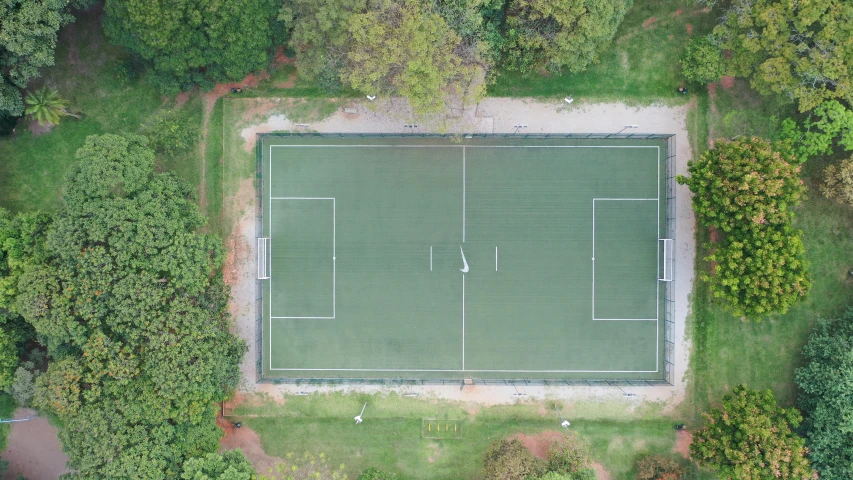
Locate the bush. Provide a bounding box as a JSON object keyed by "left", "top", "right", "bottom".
{"left": 635, "top": 455, "right": 685, "bottom": 480}
{"left": 680, "top": 36, "right": 724, "bottom": 84}
{"left": 357, "top": 467, "right": 399, "bottom": 480}
{"left": 483, "top": 438, "right": 547, "bottom": 480}
{"left": 141, "top": 108, "right": 200, "bottom": 156}
{"left": 547, "top": 433, "right": 592, "bottom": 474}
{"left": 821, "top": 155, "right": 853, "bottom": 204}
{"left": 10, "top": 365, "right": 35, "bottom": 407}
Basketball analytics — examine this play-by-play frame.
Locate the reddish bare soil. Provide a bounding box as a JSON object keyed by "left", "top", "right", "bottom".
{"left": 1, "top": 409, "right": 70, "bottom": 480}
{"left": 218, "top": 415, "right": 282, "bottom": 477}
{"left": 513, "top": 431, "right": 566, "bottom": 459}
{"left": 708, "top": 82, "right": 719, "bottom": 99}
{"left": 721, "top": 76, "right": 736, "bottom": 89}
{"left": 592, "top": 462, "right": 613, "bottom": 480}
{"left": 642, "top": 17, "right": 658, "bottom": 28}
{"left": 671, "top": 9, "right": 684, "bottom": 16}
{"left": 673, "top": 430, "right": 693, "bottom": 458}
{"left": 686, "top": 23, "right": 694, "bottom": 34}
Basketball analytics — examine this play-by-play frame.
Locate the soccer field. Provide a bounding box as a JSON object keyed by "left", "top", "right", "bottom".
{"left": 258, "top": 134, "right": 674, "bottom": 382}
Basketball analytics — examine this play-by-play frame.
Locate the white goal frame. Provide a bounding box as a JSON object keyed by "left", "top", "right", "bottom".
{"left": 659, "top": 238, "right": 673, "bottom": 282}
{"left": 257, "top": 237, "right": 271, "bottom": 279}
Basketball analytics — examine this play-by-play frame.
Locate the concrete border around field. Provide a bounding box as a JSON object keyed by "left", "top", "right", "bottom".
{"left": 226, "top": 97, "right": 696, "bottom": 410}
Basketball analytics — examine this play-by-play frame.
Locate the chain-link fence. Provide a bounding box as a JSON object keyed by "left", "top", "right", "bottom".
{"left": 254, "top": 133, "right": 677, "bottom": 386}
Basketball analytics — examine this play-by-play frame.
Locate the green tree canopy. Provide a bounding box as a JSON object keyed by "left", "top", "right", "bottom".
{"left": 714, "top": 0, "right": 853, "bottom": 112}
{"left": 181, "top": 450, "right": 255, "bottom": 480}
{"left": 691, "top": 385, "right": 816, "bottom": 480}
{"left": 0, "top": 0, "right": 92, "bottom": 116}
{"left": 103, "top": 0, "right": 283, "bottom": 94}
{"left": 795, "top": 309, "right": 853, "bottom": 480}
{"left": 20, "top": 134, "right": 245, "bottom": 478}
{"left": 678, "top": 137, "right": 810, "bottom": 317}
{"left": 779, "top": 100, "right": 853, "bottom": 163}
{"left": 344, "top": 1, "right": 485, "bottom": 114}
{"left": 502, "top": 0, "right": 632, "bottom": 75}
{"left": 681, "top": 36, "right": 724, "bottom": 84}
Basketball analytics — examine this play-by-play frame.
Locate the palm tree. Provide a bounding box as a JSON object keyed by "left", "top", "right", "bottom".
{"left": 24, "top": 87, "right": 80, "bottom": 126}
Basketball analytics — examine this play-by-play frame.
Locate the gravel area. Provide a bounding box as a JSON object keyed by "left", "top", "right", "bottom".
{"left": 1, "top": 408, "right": 70, "bottom": 480}
{"left": 226, "top": 97, "right": 696, "bottom": 409}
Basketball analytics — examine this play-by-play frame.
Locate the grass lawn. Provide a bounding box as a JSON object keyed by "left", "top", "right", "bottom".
{"left": 230, "top": 393, "right": 694, "bottom": 480}
{"left": 0, "top": 393, "right": 15, "bottom": 454}
{"left": 681, "top": 82, "right": 853, "bottom": 421}
{"left": 488, "top": 0, "right": 718, "bottom": 102}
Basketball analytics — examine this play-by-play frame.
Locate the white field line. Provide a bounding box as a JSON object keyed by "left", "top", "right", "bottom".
{"left": 462, "top": 146, "right": 466, "bottom": 243}
{"left": 462, "top": 274, "right": 465, "bottom": 371}
{"left": 430, "top": 246, "right": 433, "bottom": 271}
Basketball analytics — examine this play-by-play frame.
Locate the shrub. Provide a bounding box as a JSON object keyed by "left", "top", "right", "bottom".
{"left": 358, "top": 467, "right": 399, "bottom": 480}
{"left": 483, "top": 438, "right": 547, "bottom": 480}
{"left": 10, "top": 365, "right": 35, "bottom": 407}
{"left": 141, "top": 108, "right": 200, "bottom": 156}
{"left": 547, "top": 433, "right": 592, "bottom": 474}
{"left": 680, "top": 36, "right": 724, "bottom": 84}
{"left": 635, "top": 455, "right": 685, "bottom": 480}
{"left": 821, "top": 155, "right": 853, "bottom": 205}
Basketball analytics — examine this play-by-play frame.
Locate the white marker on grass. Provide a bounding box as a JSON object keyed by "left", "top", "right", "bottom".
{"left": 460, "top": 246, "right": 469, "bottom": 273}
{"left": 354, "top": 402, "right": 367, "bottom": 424}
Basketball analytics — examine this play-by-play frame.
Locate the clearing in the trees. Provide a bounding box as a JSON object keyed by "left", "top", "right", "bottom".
{"left": 258, "top": 134, "right": 675, "bottom": 382}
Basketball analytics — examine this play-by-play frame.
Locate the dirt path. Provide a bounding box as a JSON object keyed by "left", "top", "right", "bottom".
{"left": 1, "top": 408, "right": 70, "bottom": 479}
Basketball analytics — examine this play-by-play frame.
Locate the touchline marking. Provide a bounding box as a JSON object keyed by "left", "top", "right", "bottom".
{"left": 430, "top": 246, "right": 433, "bottom": 271}
{"left": 462, "top": 274, "right": 465, "bottom": 371}
{"left": 270, "top": 145, "right": 661, "bottom": 149}
{"left": 462, "top": 146, "right": 466, "bottom": 243}
{"left": 495, "top": 247, "right": 498, "bottom": 272}
{"left": 268, "top": 367, "right": 659, "bottom": 373}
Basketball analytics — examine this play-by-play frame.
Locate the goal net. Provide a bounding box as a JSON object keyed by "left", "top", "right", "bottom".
{"left": 658, "top": 239, "right": 673, "bottom": 282}
{"left": 257, "top": 237, "right": 271, "bottom": 279}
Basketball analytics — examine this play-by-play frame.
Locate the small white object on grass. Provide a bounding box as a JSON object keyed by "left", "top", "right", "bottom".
{"left": 354, "top": 402, "right": 367, "bottom": 424}
{"left": 366, "top": 95, "right": 376, "bottom": 101}
{"left": 564, "top": 96, "right": 574, "bottom": 104}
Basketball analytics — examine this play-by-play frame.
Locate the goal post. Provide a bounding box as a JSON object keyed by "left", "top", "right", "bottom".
{"left": 257, "top": 237, "right": 271, "bottom": 279}
{"left": 659, "top": 239, "right": 673, "bottom": 282}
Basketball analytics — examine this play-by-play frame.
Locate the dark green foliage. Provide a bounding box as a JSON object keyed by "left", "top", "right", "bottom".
{"left": 142, "top": 108, "right": 201, "bottom": 156}
{"left": 0, "top": 0, "right": 93, "bottom": 116}
{"left": 677, "top": 138, "right": 810, "bottom": 317}
{"left": 357, "top": 466, "right": 399, "bottom": 480}
{"left": 21, "top": 134, "right": 246, "bottom": 478}
{"left": 778, "top": 101, "right": 853, "bottom": 163}
{"left": 181, "top": 450, "right": 255, "bottom": 480}
{"left": 713, "top": 0, "right": 853, "bottom": 112}
{"left": 635, "top": 455, "right": 686, "bottom": 480}
{"left": 103, "top": 0, "right": 283, "bottom": 95}
{"left": 502, "top": 0, "right": 633, "bottom": 75}
{"left": 483, "top": 438, "right": 547, "bottom": 480}
{"left": 690, "top": 385, "right": 815, "bottom": 479}
{"left": 680, "top": 36, "right": 724, "bottom": 84}
{"left": 796, "top": 309, "right": 853, "bottom": 480}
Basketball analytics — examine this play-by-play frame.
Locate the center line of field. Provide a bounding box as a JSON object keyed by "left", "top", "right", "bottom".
{"left": 430, "top": 246, "right": 433, "bottom": 271}
{"left": 462, "top": 274, "right": 465, "bottom": 370}
{"left": 495, "top": 246, "right": 498, "bottom": 272}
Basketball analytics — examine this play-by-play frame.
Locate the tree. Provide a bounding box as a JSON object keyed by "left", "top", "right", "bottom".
{"left": 344, "top": 2, "right": 485, "bottom": 114}
{"left": 278, "top": 0, "right": 367, "bottom": 93}
{"left": 483, "top": 438, "right": 547, "bottom": 480}
{"left": 103, "top": 0, "right": 284, "bottom": 94}
{"left": 795, "top": 309, "right": 853, "bottom": 480}
{"left": 24, "top": 88, "right": 79, "bottom": 126}
{"left": 0, "top": 0, "right": 93, "bottom": 116}
{"left": 141, "top": 108, "right": 201, "bottom": 156}
{"left": 713, "top": 0, "right": 853, "bottom": 112}
{"left": 181, "top": 450, "right": 256, "bottom": 480}
{"left": 502, "top": 0, "right": 632, "bottom": 75}
{"left": 545, "top": 433, "right": 592, "bottom": 475}
{"left": 21, "top": 133, "right": 246, "bottom": 478}
{"left": 779, "top": 100, "right": 853, "bottom": 163}
{"left": 690, "top": 385, "right": 816, "bottom": 480}
{"left": 677, "top": 137, "right": 810, "bottom": 317}
{"left": 680, "top": 36, "right": 724, "bottom": 84}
